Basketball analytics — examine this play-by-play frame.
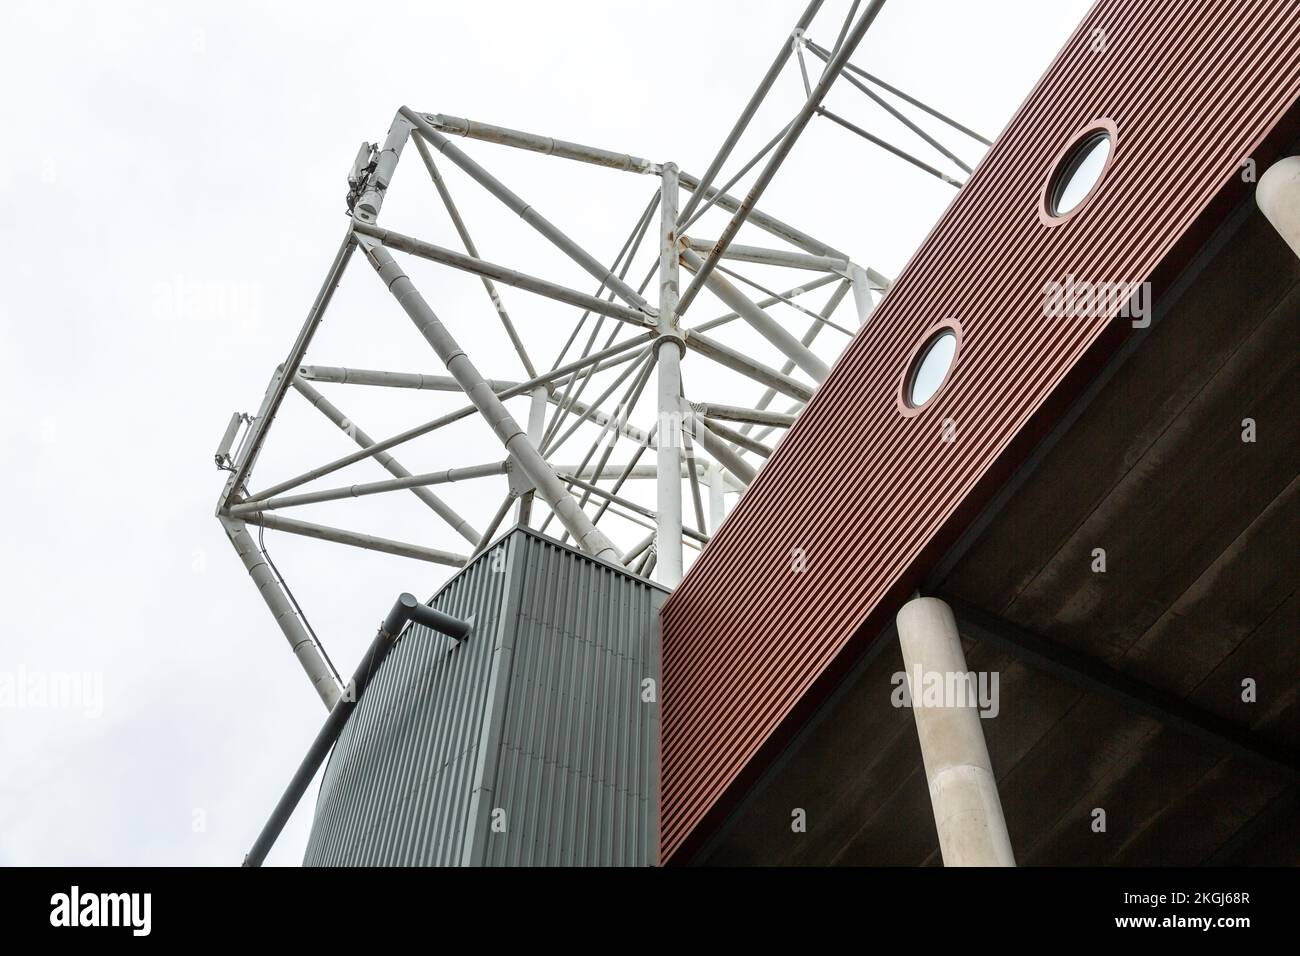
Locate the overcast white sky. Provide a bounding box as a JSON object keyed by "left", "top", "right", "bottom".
{"left": 0, "top": 0, "right": 1091, "bottom": 866}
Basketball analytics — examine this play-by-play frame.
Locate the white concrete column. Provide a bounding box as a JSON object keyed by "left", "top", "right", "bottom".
{"left": 896, "top": 596, "right": 1015, "bottom": 867}
{"left": 1258, "top": 156, "right": 1300, "bottom": 260}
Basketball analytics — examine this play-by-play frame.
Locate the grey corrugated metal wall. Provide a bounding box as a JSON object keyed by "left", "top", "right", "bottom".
{"left": 302, "top": 527, "right": 665, "bottom": 866}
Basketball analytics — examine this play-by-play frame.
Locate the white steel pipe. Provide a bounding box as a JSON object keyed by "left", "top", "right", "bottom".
{"left": 298, "top": 363, "right": 652, "bottom": 448}
{"left": 682, "top": 329, "right": 815, "bottom": 402}
{"left": 541, "top": 349, "right": 654, "bottom": 456}
{"left": 692, "top": 403, "right": 796, "bottom": 427}
{"left": 516, "top": 385, "right": 549, "bottom": 524}
{"left": 558, "top": 391, "right": 655, "bottom": 449}
{"left": 849, "top": 264, "right": 877, "bottom": 325}
{"left": 691, "top": 273, "right": 840, "bottom": 333}
{"left": 678, "top": 170, "right": 846, "bottom": 259}
{"left": 803, "top": 38, "right": 973, "bottom": 174}
{"left": 680, "top": 246, "right": 829, "bottom": 382}
{"left": 291, "top": 376, "right": 481, "bottom": 545}
{"left": 220, "top": 516, "right": 342, "bottom": 709}
{"left": 680, "top": 422, "right": 708, "bottom": 535}
{"left": 401, "top": 107, "right": 654, "bottom": 315}
{"left": 249, "top": 332, "right": 654, "bottom": 503}
{"left": 682, "top": 237, "right": 849, "bottom": 273}
{"left": 675, "top": 0, "right": 887, "bottom": 314}
{"left": 550, "top": 461, "right": 742, "bottom": 487}
{"left": 707, "top": 464, "right": 726, "bottom": 533}
{"left": 656, "top": 163, "right": 685, "bottom": 587}
{"left": 412, "top": 134, "right": 537, "bottom": 377}
{"left": 366, "top": 242, "right": 623, "bottom": 563}
{"left": 300, "top": 364, "right": 652, "bottom": 447}
{"left": 743, "top": 279, "right": 851, "bottom": 439}
{"left": 232, "top": 462, "right": 508, "bottom": 515}
{"left": 624, "top": 531, "right": 655, "bottom": 564}
{"left": 682, "top": 403, "right": 757, "bottom": 486}
{"left": 701, "top": 416, "right": 772, "bottom": 458}
{"left": 352, "top": 220, "right": 652, "bottom": 328}
{"left": 419, "top": 112, "right": 658, "bottom": 175}
{"left": 471, "top": 494, "right": 515, "bottom": 559}
{"left": 560, "top": 356, "right": 655, "bottom": 530}
{"left": 527, "top": 384, "right": 549, "bottom": 443}
{"left": 297, "top": 366, "right": 522, "bottom": 393}
{"left": 244, "top": 512, "right": 468, "bottom": 568}
{"left": 675, "top": 0, "right": 824, "bottom": 224}
{"left": 557, "top": 474, "right": 708, "bottom": 545}
{"left": 223, "top": 233, "right": 355, "bottom": 506}
{"left": 818, "top": 105, "right": 963, "bottom": 187}
{"left": 804, "top": 38, "right": 992, "bottom": 145}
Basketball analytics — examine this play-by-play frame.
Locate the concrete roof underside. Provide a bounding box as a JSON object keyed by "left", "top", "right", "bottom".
{"left": 694, "top": 198, "right": 1299, "bottom": 866}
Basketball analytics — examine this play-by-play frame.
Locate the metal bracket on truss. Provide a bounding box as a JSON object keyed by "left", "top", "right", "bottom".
{"left": 214, "top": 412, "right": 252, "bottom": 472}
{"left": 345, "top": 142, "right": 379, "bottom": 215}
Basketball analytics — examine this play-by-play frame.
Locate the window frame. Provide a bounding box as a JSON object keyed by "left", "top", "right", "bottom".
{"left": 1039, "top": 119, "right": 1118, "bottom": 226}
{"left": 898, "top": 319, "right": 963, "bottom": 417}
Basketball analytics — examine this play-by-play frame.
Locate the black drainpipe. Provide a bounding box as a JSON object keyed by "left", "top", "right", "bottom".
{"left": 242, "top": 593, "right": 472, "bottom": 866}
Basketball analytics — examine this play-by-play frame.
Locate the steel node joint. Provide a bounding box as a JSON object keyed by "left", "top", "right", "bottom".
{"left": 655, "top": 332, "right": 686, "bottom": 358}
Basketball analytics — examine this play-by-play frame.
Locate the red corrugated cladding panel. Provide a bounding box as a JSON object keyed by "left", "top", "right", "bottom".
{"left": 660, "top": 0, "right": 1300, "bottom": 863}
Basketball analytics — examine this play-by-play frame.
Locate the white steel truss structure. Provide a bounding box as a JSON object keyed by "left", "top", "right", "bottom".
{"left": 213, "top": 0, "right": 989, "bottom": 708}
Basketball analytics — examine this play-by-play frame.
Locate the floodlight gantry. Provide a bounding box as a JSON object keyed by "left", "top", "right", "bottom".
{"left": 214, "top": 0, "right": 991, "bottom": 708}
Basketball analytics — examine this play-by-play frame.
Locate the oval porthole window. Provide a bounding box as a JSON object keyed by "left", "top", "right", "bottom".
{"left": 907, "top": 329, "right": 957, "bottom": 408}
{"left": 1048, "top": 129, "right": 1111, "bottom": 217}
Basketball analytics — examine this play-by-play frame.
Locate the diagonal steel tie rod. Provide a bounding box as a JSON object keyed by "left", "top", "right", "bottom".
{"left": 675, "top": 0, "right": 888, "bottom": 317}
{"left": 401, "top": 106, "right": 655, "bottom": 317}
